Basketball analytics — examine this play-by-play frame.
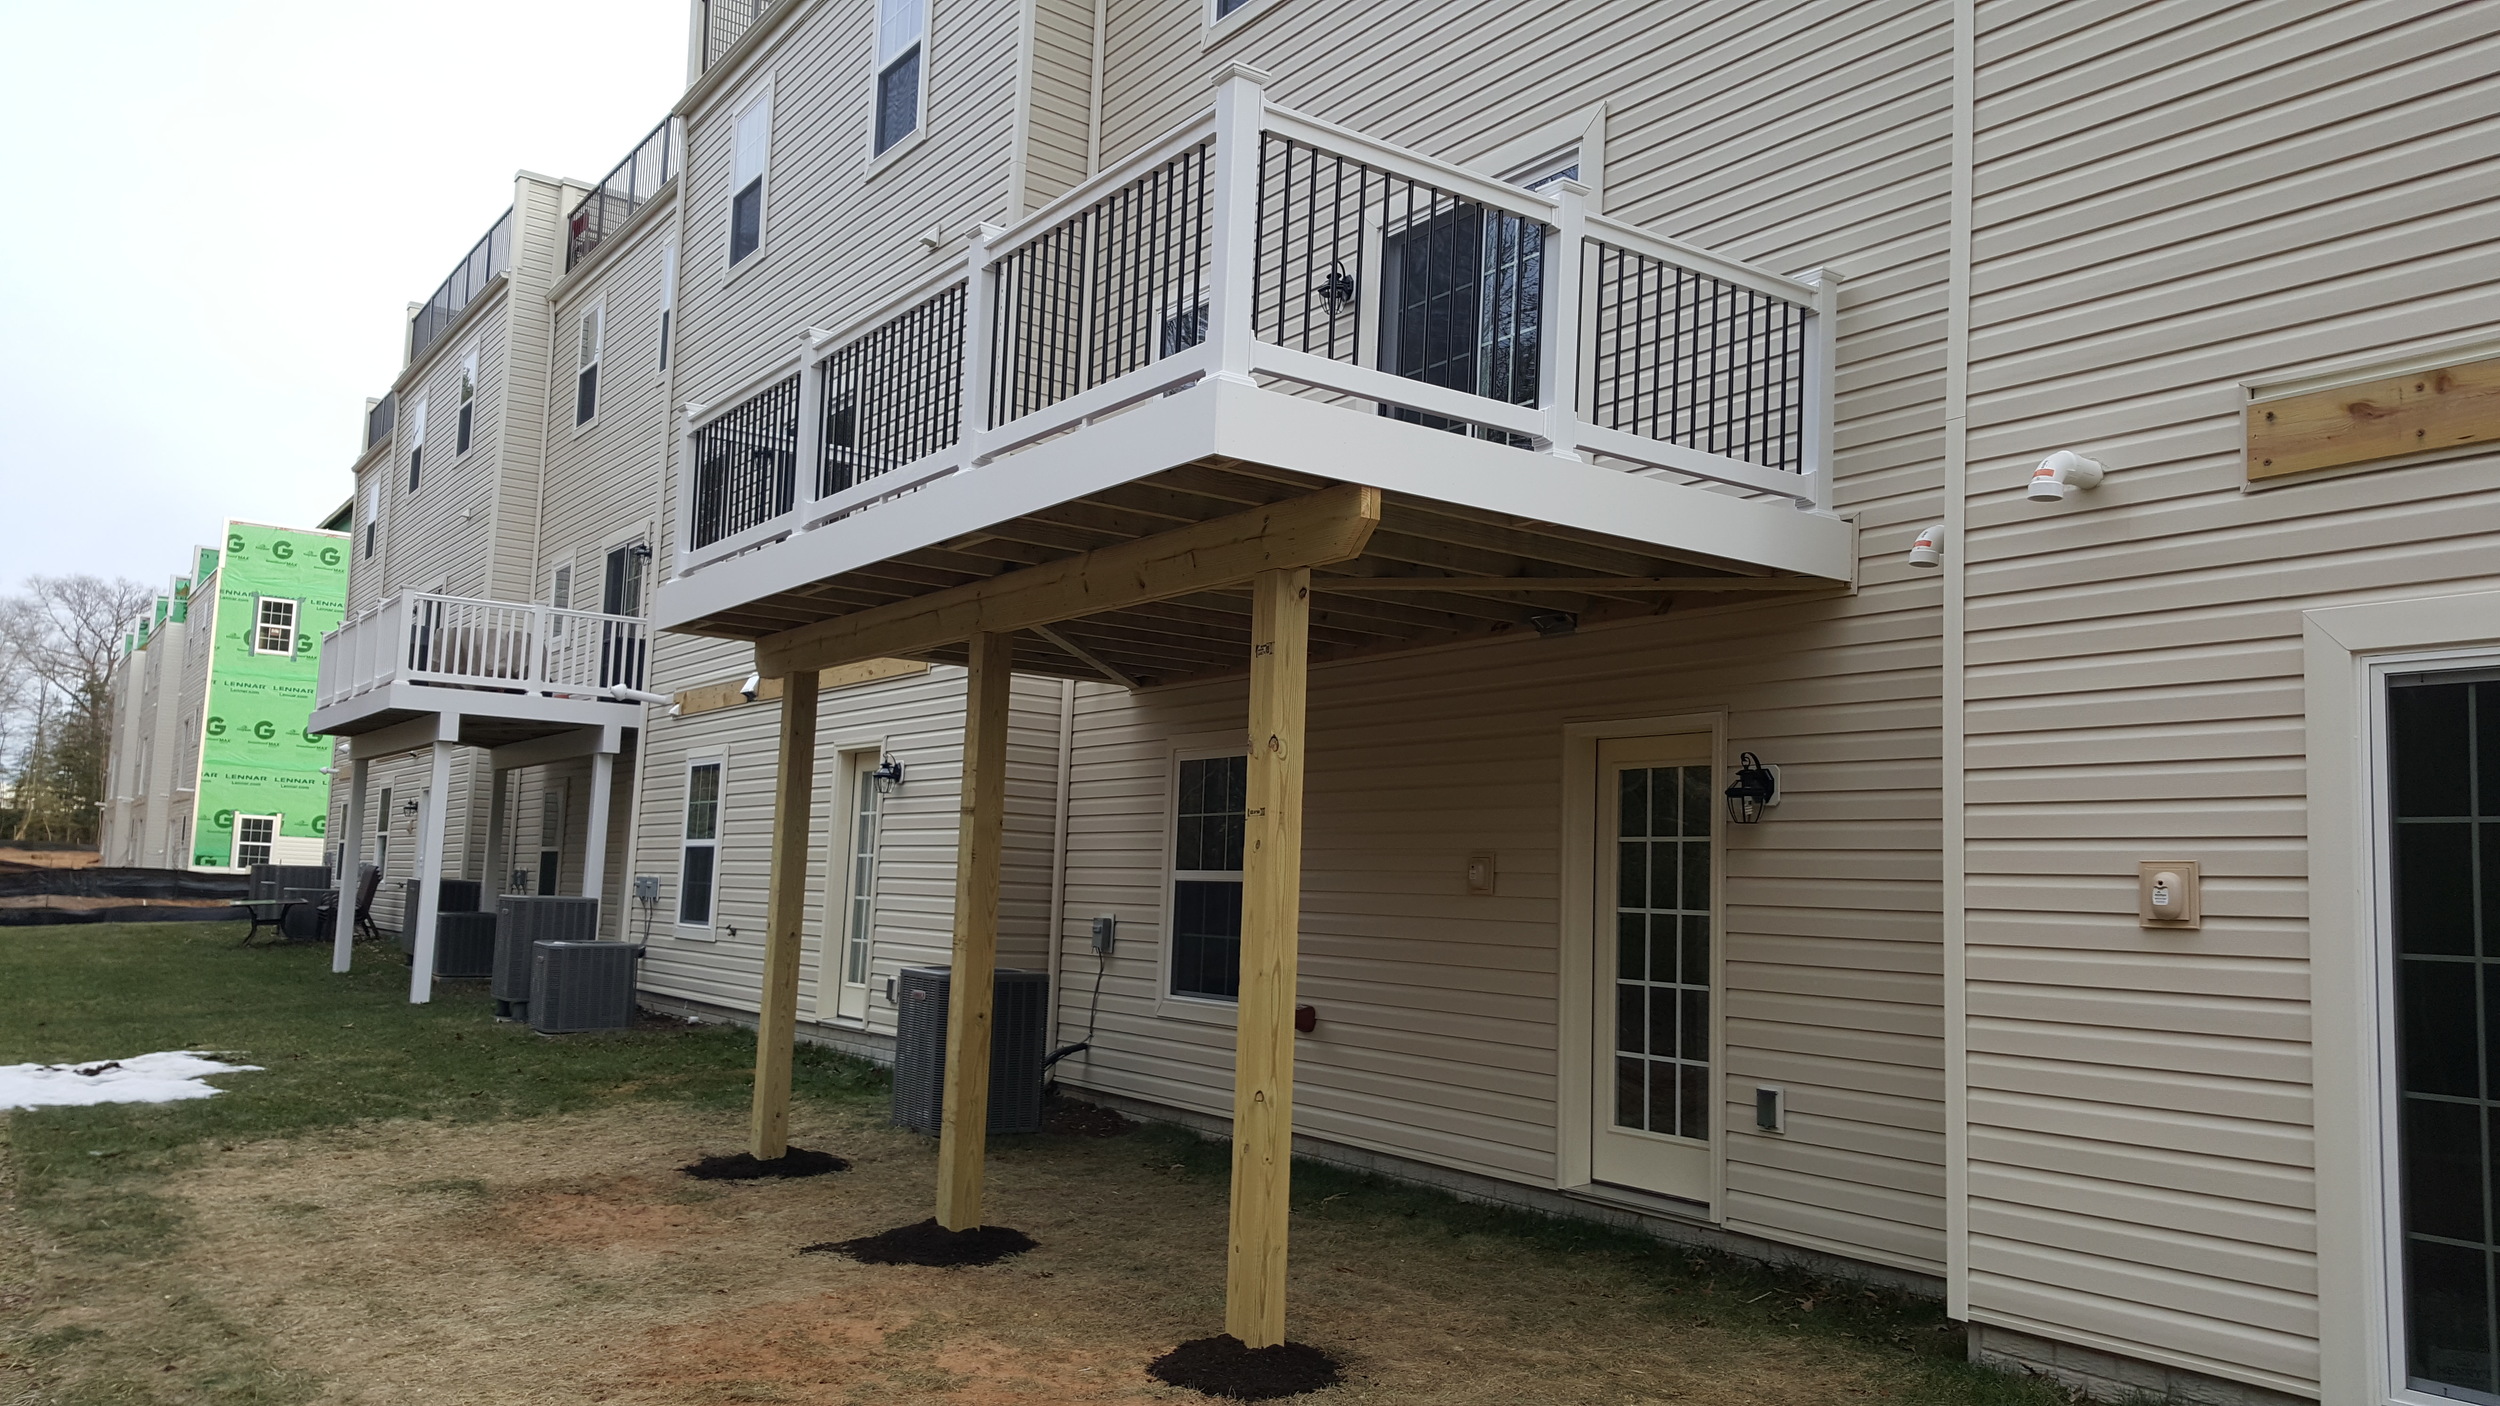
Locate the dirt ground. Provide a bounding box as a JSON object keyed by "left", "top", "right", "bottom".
{"left": 14, "top": 1100, "right": 1915, "bottom": 1405}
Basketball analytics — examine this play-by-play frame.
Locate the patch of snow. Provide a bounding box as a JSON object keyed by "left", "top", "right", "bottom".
{"left": 0, "top": 1051, "right": 262, "bottom": 1110}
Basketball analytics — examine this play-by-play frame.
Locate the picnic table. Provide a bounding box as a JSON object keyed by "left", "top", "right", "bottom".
{"left": 233, "top": 887, "right": 336, "bottom": 946}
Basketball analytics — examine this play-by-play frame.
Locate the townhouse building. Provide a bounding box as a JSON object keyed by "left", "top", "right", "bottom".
{"left": 102, "top": 526, "right": 346, "bottom": 871}
{"left": 311, "top": 1, "right": 2500, "bottom": 1400}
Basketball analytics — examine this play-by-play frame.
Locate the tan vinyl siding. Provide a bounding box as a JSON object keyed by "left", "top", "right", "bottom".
{"left": 543, "top": 191, "right": 676, "bottom": 600}
{"left": 632, "top": 669, "right": 1066, "bottom": 1035}
{"left": 1955, "top": 0, "right": 2500, "bottom": 1392}
{"left": 1017, "top": 0, "right": 1097, "bottom": 209}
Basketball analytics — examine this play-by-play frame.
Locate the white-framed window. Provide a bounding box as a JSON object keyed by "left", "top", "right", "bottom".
{"left": 1508, "top": 148, "right": 1583, "bottom": 192}
{"left": 872, "top": 0, "right": 926, "bottom": 157}
{"left": 728, "top": 87, "right": 772, "bottom": 266}
{"left": 253, "top": 597, "right": 299, "bottom": 656}
{"left": 233, "top": 813, "right": 278, "bottom": 870}
{"left": 575, "top": 304, "right": 602, "bottom": 425}
{"left": 407, "top": 395, "right": 427, "bottom": 491}
{"left": 374, "top": 786, "right": 392, "bottom": 881}
{"left": 455, "top": 346, "right": 478, "bottom": 453}
{"left": 360, "top": 473, "right": 381, "bottom": 559}
{"left": 1167, "top": 750, "right": 1248, "bottom": 1001}
{"left": 842, "top": 754, "right": 882, "bottom": 981}
{"left": 1206, "top": 0, "right": 1278, "bottom": 35}
{"left": 537, "top": 780, "right": 567, "bottom": 896}
{"left": 656, "top": 239, "right": 678, "bottom": 372}
{"left": 678, "top": 755, "right": 725, "bottom": 927}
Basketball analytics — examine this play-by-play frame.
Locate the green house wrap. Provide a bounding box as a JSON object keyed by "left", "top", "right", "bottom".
{"left": 188, "top": 521, "right": 349, "bottom": 870}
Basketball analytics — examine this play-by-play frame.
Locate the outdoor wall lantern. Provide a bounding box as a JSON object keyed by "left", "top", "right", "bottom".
{"left": 1723, "top": 752, "right": 1780, "bottom": 825}
{"left": 1319, "top": 260, "right": 1358, "bottom": 315}
{"left": 871, "top": 757, "right": 906, "bottom": 795}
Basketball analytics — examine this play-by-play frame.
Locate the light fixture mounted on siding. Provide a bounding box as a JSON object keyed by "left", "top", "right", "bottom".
{"left": 1723, "top": 752, "right": 1780, "bottom": 825}
{"left": 872, "top": 757, "right": 906, "bottom": 794}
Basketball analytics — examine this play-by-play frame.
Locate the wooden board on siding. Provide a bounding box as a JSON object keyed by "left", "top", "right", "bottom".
{"left": 674, "top": 658, "right": 932, "bottom": 715}
{"left": 2246, "top": 356, "right": 2500, "bottom": 480}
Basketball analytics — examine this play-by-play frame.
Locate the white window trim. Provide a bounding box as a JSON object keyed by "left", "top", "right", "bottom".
{"left": 455, "top": 345, "right": 479, "bottom": 456}
{"left": 574, "top": 301, "right": 604, "bottom": 431}
{"left": 724, "top": 79, "right": 775, "bottom": 278}
{"left": 865, "top": 0, "right": 930, "bottom": 173}
{"left": 675, "top": 748, "right": 728, "bottom": 937}
{"left": 1201, "top": 0, "right": 1284, "bottom": 46}
{"left": 655, "top": 239, "right": 678, "bottom": 378}
{"left": 407, "top": 395, "right": 428, "bottom": 491}
{"left": 1475, "top": 103, "right": 1609, "bottom": 207}
{"left": 231, "top": 812, "right": 280, "bottom": 870}
{"left": 2311, "top": 590, "right": 2500, "bottom": 1405}
{"left": 1154, "top": 735, "right": 1251, "bottom": 1025}
{"left": 252, "top": 597, "right": 299, "bottom": 656}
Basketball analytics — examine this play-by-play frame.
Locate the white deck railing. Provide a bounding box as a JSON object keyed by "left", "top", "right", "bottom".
{"left": 673, "top": 68, "right": 1834, "bottom": 578}
{"left": 315, "top": 592, "right": 650, "bottom": 710}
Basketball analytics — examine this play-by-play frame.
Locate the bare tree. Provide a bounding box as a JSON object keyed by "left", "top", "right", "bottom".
{"left": 0, "top": 575, "right": 151, "bottom": 843}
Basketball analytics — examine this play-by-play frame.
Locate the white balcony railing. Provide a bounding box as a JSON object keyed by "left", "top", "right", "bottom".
{"left": 673, "top": 69, "right": 1835, "bottom": 578}
{"left": 315, "top": 592, "right": 651, "bottom": 711}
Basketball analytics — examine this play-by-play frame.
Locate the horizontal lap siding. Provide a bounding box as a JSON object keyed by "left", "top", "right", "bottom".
{"left": 1018, "top": 0, "right": 1095, "bottom": 209}
{"left": 1961, "top": 0, "right": 2500, "bottom": 1391}
{"left": 543, "top": 203, "right": 675, "bottom": 599}
{"left": 632, "top": 670, "right": 1066, "bottom": 1037}
{"left": 1058, "top": 0, "right": 1955, "bottom": 1276}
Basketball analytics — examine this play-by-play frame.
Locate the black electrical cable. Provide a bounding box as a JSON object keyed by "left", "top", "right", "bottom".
{"left": 1042, "top": 948, "right": 1111, "bottom": 1070}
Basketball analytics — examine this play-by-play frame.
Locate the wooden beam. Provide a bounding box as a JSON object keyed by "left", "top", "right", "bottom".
{"left": 936, "top": 631, "right": 1014, "bottom": 1231}
{"left": 2248, "top": 355, "right": 2500, "bottom": 479}
{"left": 1226, "top": 568, "right": 1311, "bottom": 1349}
{"left": 755, "top": 484, "right": 1383, "bottom": 677}
{"left": 1315, "top": 575, "right": 1827, "bottom": 593}
{"left": 675, "top": 658, "right": 931, "bottom": 716}
{"left": 1031, "top": 624, "right": 1139, "bottom": 689}
{"left": 747, "top": 669, "right": 820, "bottom": 1159}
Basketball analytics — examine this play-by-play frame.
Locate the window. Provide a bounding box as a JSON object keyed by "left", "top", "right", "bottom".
{"left": 1169, "top": 753, "right": 1247, "bottom": 1000}
{"left": 729, "top": 90, "right": 771, "bottom": 265}
{"left": 253, "top": 598, "right": 299, "bottom": 656}
{"left": 600, "top": 542, "right": 648, "bottom": 688}
{"left": 233, "top": 814, "right": 278, "bottom": 870}
{"left": 678, "top": 759, "right": 723, "bottom": 926}
{"left": 602, "top": 541, "right": 646, "bottom": 617}
{"left": 575, "top": 305, "right": 601, "bottom": 425}
{"left": 551, "top": 560, "right": 573, "bottom": 611}
{"left": 873, "top": 0, "right": 924, "bottom": 156}
{"left": 656, "top": 240, "right": 677, "bottom": 371}
{"left": 374, "top": 788, "right": 391, "bottom": 881}
{"left": 537, "top": 782, "right": 566, "bottom": 896}
{"left": 456, "top": 347, "right": 478, "bottom": 453}
{"left": 837, "top": 756, "right": 882, "bottom": 1008}
{"left": 360, "top": 475, "right": 381, "bottom": 559}
{"left": 407, "top": 396, "right": 427, "bottom": 491}
{"left": 1379, "top": 203, "right": 1543, "bottom": 442}
{"left": 1215, "top": 0, "right": 1251, "bottom": 13}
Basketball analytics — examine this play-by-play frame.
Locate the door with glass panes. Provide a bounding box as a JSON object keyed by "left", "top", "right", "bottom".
{"left": 817, "top": 750, "right": 883, "bottom": 1023}
{"left": 1591, "top": 735, "right": 1717, "bottom": 1200}
{"left": 2388, "top": 671, "right": 2500, "bottom": 1401}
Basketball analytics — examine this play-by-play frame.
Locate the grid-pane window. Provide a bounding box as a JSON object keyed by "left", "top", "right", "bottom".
{"left": 842, "top": 765, "right": 881, "bottom": 985}
{"left": 575, "top": 307, "right": 601, "bottom": 424}
{"left": 408, "top": 397, "right": 427, "bottom": 491}
{"left": 729, "top": 93, "right": 770, "bottom": 265}
{"left": 2391, "top": 676, "right": 2500, "bottom": 1399}
{"left": 1170, "top": 754, "right": 1247, "bottom": 1000}
{"left": 253, "top": 598, "right": 298, "bottom": 656}
{"left": 234, "top": 814, "right": 277, "bottom": 870}
{"left": 873, "top": 0, "right": 924, "bottom": 155}
{"left": 1611, "top": 764, "right": 1713, "bottom": 1142}
{"left": 361, "top": 477, "right": 380, "bottom": 559}
{"left": 679, "top": 761, "right": 723, "bottom": 925}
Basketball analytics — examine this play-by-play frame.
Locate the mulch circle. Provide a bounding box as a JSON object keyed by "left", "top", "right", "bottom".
{"left": 1147, "top": 1335, "right": 1344, "bottom": 1400}
{"left": 800, "top": 1217, "right": 1037, "bottom": 1267}
{"left": 1041, "top": 1094, "right": 1136, "bottom": 1138}
{"left": 680, "top": 1147, "right": 850, "bottom": 1180}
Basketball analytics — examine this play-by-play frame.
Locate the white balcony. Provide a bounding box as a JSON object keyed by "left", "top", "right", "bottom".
{"left": 654, "top": 68, "right": 1854, "bottom": 686}
{"left": 311, "top": 591, "right": 650, "bottom": 748}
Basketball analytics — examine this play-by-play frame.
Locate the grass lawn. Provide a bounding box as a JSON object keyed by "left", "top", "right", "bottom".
{"left": 0, "top": 923, "right": 2086, "bottom": 1405}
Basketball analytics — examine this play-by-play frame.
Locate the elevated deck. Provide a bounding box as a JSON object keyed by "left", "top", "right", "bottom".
{"left": 311, "top": 591, "right": 650, "bottom": 748}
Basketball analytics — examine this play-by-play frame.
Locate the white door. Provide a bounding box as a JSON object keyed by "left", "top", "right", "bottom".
{"left": 1590, "top": 735, "right": 1717, "bottom": 1201}
{"left": 816, "top": 752, "right": 882, "bottom": 1022}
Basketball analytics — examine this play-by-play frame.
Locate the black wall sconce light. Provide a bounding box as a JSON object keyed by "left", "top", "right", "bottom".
{"left": 1318, "top": 260, "right": 1357, "bottom": 315}
{"left": 1723, "top": 752, "right": 1780, "bottom": 825}
{"left": 871, "top": 757, "right": 906, "bottom": 795}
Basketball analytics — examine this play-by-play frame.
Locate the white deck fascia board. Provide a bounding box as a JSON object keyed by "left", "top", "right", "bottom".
{"left": 652, "top": 378, "right": 1854, "bottom": 633}
{"left": 316, "top": 684, "right": 636, "bottom": 748}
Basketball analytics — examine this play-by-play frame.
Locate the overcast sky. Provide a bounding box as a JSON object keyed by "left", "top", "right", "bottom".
{"left": 0, "top": 0, "right": 686, "bottom": 594}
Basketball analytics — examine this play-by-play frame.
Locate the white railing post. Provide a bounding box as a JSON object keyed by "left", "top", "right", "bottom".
{"left": 1540, "top": 178, "right": 1591, "bottom": 461}
{"left": 1205, "top": 62, "right": 1271, "bottom": 388}
{"left": 674, "top": 401, "right": 706, "bottom": 575}
{"left": 959, "top": 223, "right": 1002, "bottom": 463}
{"left": 530, "top": 602, "right": 551, "bottom": 690}
{"left": 396, "top": 593, "right": 418, "bottom": 680}
{"left": 1799, "top": 266, "right": 1842, "bottom": 515}
{"left": 798, "top": 327, "right": 834, "bottom": 510}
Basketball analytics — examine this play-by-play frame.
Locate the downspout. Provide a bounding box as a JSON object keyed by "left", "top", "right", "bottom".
{"left": 1043, "top": 677, "right": 1077, "bottom": 1060}
{"left": 622, "top": 127, "right": 692, "bottom": 943}
{"left": 1942, "top": 0, "right": 1978, "bottom": 1326}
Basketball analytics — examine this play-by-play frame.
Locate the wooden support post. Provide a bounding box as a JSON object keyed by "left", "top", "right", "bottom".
{"left": 747, "top": 668, "right": 820, "bottom": 1160}
{"left": 936, "top": 630, "right": 1013, "bottom": 1230}
{"left": 1226, "top": 567, "right": 1311, "bottom": 1349}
